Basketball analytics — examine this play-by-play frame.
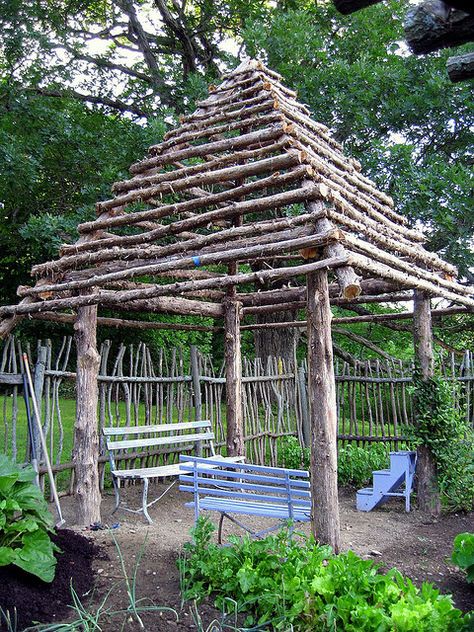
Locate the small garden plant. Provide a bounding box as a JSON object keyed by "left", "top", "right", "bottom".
{"left": 0, "top": 454, "right": 59, "bottom": 583}
{"left": 279, "top": 436, "right": 390, "bottom": 487}
{"left": 179, "top": 518, "right": 471, "bottom": 631}
{"left": 452, "top": 533, "right": 474, "bottom": 584}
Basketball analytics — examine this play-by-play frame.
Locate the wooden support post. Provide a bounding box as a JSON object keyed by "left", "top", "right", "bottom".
{"left": 190, "top": 345, "right": 203, "bottom": 457}
{"left": 413, "top": 290, "right": 440, "bottom": 516}
{"left": 307, "top": 269, "right": 341, "bottom": 552}
{"left": 224, "top": 297, "right": 244, "bottom": 457}
{"left": 32, "top": 346, "right": 48, "bottom": 464}
{"left": 73, "top": 304, "right": 101, "bottom": 526}
{"left": 298, "top": 365, "right": 311, "bottom": 449}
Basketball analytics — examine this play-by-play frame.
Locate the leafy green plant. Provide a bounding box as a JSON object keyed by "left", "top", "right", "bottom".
{"left": 278, "top": 437, "right": 390, "bottom": 487}
{"left": 278, "top": 436, "right": 310, "bottom": 470}
{"left": 0, "top": 454, "right": 59, "bottom": 583}
{"left": 452, "top": 533, "right": 474, "bottom": 583}
{"left": 338, "top": 443, "right": 391, "bottom": 488}
{"left": 179, "top": 518, "right": 470, "bottom": 631}
{"left": 411, "top": 374, "right": 474, "bottom": 511}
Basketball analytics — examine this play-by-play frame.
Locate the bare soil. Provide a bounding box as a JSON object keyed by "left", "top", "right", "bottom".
{"left": 4, "top": 484, "right": 473, "bottom": 631}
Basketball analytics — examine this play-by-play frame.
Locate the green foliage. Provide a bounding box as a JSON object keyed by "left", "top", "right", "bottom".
{"left": 278, "top": 437, "right": 390, "bottom": 487}
{"left": 411, "top": 374, "right": 474, "bottom": 511}
{"left": 243, "top": 2, "right": 474, "bottom": 278}
{"left": 278, "top": 435, "right": 310, "bottom": 470}
{"left": 452, "top": 533, "right": 474, "bottom": 584}
{"left": 179, "top": 518, "right": 470, "bottom": 631}
{"left": 338, "top": 443, "right": 391, "bottom": 488}
{"left": 0, "top": 454, "right": 59, "bottom": 583}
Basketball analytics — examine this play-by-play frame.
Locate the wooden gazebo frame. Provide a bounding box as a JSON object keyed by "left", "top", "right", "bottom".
{"left": 1, "top": 60, "right": 473, "bottom": 549}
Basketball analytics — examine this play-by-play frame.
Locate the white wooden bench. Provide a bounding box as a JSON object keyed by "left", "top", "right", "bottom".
{"left": 179, "top": 456, "right": 311, "bottom": 542}
{"left": 103, "top": 421, "right": 244, "bottom": 523}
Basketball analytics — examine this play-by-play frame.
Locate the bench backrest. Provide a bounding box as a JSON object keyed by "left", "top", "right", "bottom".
{"left": 103, "top": 421, "right": 216, "bottom": 471}
{"left": 179, "top": 456, "right": 311, "bottom": 517}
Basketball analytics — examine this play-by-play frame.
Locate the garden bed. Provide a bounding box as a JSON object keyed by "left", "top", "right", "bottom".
{"left": 2, "top": 485, "right": 472, "bottom": 630}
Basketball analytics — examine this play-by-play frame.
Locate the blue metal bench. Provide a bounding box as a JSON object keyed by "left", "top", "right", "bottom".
{"left": 179, "top": 456, "right": 311, "bottom": 542}
{"left": 103, "top": 421, "right": 244, "bottom": 523}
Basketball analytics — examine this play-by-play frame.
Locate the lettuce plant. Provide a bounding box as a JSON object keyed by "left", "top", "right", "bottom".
{"left": 0, "top": 454, "right": 59, "bottom": 582}
{"left": 452, "top": 533, "right": 474, "bottom": 583}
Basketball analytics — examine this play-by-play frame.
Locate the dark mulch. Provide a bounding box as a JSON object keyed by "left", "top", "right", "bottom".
{"left": 0, "top": 529, "right": 105, "bottom": 632}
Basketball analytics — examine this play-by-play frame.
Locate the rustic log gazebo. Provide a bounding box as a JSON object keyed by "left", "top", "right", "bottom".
{"left": 1, "top": 60, "right": 473, "bottom": 549}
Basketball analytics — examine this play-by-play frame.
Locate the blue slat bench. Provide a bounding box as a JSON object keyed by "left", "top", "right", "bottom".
{"left": 179, "top": 456, "right": 311, "bottom": 542}
{"left": 103, "top": 421, "right": 244, "bottom": 523}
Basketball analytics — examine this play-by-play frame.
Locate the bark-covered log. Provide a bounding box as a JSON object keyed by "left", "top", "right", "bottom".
{"left": 98, "top": 151, "right": 305, "bottom": 214}
{"left": 413, "top": 291, "right": 441, "bottom": 517}
{"left": 131, "top": 124, "right": 284, "bottom": 173}
{"left": 31, "top": 311, "right": 219, "bottom": 331}
{"left": 447, "top": 51, "right": 474, "bottom": 82}
{"left": 224, "top": 298, "right": 244, "bottom": 457}
{"left": 0, "top": 255, "right": 350, "bottom": 317}
{"left": 307, "top": 204, "right": 361, "bottom": 300}
{"left": 35, "top": 174, "right": 317, "bottom": 276}
{"left": 347, "top": 252, "right": 474, "bottom": 308}
{"left": 68, "top": 180, "right": 319, "bottom": 254}
{"left": 73, "top": 304, "right": 101, "bottom": 526}
{"left": 307, "top": 269, "right": 341, "bottom": 552}
{"left": 20, "top": 228, "right": 339, "bottom": 298}
{"left": 328, "top": 208, "right": 456, "bottom": 276}
{"left": 405, "top": 1, "right": 474, "bottom": 54}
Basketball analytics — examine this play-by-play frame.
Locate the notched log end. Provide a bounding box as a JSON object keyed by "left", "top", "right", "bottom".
{"left": 342, "top": 283, "right": 363, "bottom": 300}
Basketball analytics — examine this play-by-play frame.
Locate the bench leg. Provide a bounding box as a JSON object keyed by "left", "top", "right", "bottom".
{"left": 112, "top": 477, "right": 121, "bottom": 514}
{"left": 142, "top": 478, "right": 153, "bottom": 524}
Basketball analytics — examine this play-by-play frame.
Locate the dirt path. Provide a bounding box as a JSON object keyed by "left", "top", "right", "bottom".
{"left": 55, "top": 484, "right": 473, "bottom": 630}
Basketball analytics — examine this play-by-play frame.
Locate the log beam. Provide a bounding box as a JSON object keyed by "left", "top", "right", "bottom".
{"left": 73, "top": 304, "right": 101, "bottom": 526}
{"left": 307, "top": 269, "right": 341, "bottom": 552}
{"left": 413, "top": 290, "right": 441, "bottom": 517}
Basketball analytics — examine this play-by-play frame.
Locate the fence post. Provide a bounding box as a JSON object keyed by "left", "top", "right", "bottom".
{"left": 190, "top": 345, "right": 203, "bottom": 456}
{"left": 32, "top": 346, "right": 48, "bottom": 464}
{"left": 299, "top": 364, "right": 310, "bottom": 449}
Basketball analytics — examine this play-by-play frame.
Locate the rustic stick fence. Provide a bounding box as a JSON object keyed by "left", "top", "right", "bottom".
{"left": 0, "top": 336, "right": 472, "bottom": 494}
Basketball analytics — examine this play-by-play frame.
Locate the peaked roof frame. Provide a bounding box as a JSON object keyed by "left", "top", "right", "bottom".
{"left": 1, "top": 59, "right": 472, "bottom": 339}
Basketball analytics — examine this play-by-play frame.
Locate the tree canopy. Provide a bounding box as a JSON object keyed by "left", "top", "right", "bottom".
{"left": 0, "top": 0, "right": 472, "bottom": 354}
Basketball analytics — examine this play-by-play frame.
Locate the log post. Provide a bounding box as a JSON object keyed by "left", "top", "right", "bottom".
{"left": 73, "top": 304, "right": 101, "bottom": 525}
{"left": 190, "top": 345, "right": 203, "bottom": 457}
{"left": 307, "top": 269, "right": 341, "bottom": 552}
{"left": 223, "top": 297, "right": 244, "bottom": 457}
{"left": 413, "top": 290, "right": 441, "bottom": 516}
{"left": 32, "top": 346, "right": 48, "bottom": 464}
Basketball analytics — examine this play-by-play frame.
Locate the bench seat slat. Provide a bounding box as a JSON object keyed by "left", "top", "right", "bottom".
{"left": 179, "top": 478, "right": 311, "bottom": 498}
{"left": 103, "top": 420, "right": 211, "bottom": 436}
{"left": 179, "top": 456, "right": 309, "bottom": 478}
{"left": 113, "top": 455, "right": 245, "bottom": 479}
{"left": 107, "top": 431, "right": 214, "bottom": 450}
{"left": 179, "top": 484, "right": 309, "bottom": 505}
{"left": 185, "top": 498, "right": 311, "bottom": 521}
{"left": 178, "top": 467, "right": 310, "bottom": 488}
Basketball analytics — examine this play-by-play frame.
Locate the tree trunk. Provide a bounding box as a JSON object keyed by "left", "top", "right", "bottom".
{"left": 73, "top": 304, "right": 101, "bottom": 525}
{"left": 307, "top": 269, "right": 341, "bottom": 552}
{"left": 413, "top": 290, "right": 441, "bottom": 516}
{"left": 254, "top": 308, "right": 300, "bottom": 366}
{"left": 224, "top": 297, "right": 244, "bottom": 457}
